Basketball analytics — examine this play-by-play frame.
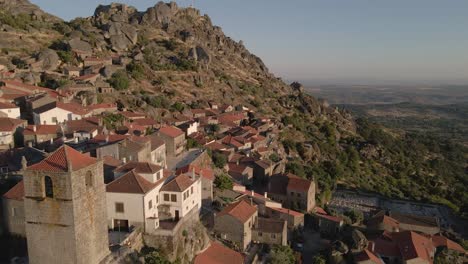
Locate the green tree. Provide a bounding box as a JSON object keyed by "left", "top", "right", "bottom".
{"left": 344, "top": 209, "right": 364, "bottom": 225}
{"left": 311, "top": 254, "right": 327, "bottom": 264}
{"left": 214, "top": 173, "right": 233, "bottom": 190}
{"left": 108, "top": 70, "right": 130, "bottom": 90}
{"left": 126, "top": 62, "right": 146, "bottom": 80}
{"left": 269, "top": 153, "right": 280, "bottom": 163}
{"left": 268, "top": 245, "right": 295, "bottom": 264}
{"left": 144, "top": 251, "right": 170, "bottom": 264}
{"left": 212, "top": 152, "right": 227, "bottom": 168}
{"left": 186, "top": 138, "right": 201, "bottom": 149}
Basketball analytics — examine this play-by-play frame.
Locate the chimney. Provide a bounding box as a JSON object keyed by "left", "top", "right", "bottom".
{"left": 250, "top": 198, "right": 253, "bottom": 206}
{"left": 264, "top": 192, "right": 268, "bottom": 199}
{"left": 105, "top": 135, "right": 109, "bottom": 143}
{"left": 50, "top": 138, "right": 53, "bottom": 144}
{"left": 251, "top": 190, "right": 254, "bottom": 196}
{"left": 122, "top": 157, "right": 127, "bottom": 164}
{"left": 370, "top": 241, "right": 375, "bottom": 252}
{"left": 191, "top": 168, "right": 196, "bottom": 180}
{"left": 75, "top": 137, "right": 79, "bottom": 143}
{"left": 21, "top": 156, "right": 27, "bottom": 171}
{"left": 33, "top": 125, "right": 36, "bottom": 132}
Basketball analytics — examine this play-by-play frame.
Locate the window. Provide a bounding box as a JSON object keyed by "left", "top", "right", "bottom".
{"left": 164, "top": 194, "right": 170, "bottom": 201}
{"left": 271, "top": 234, "right": 276, "bottom": 239}
{"left": 191, "top": 186, "right": 193, "bottom": 194}
{"left": 52, "top": 117, "right": 57, "bottom": 123}
{"left": 148, "top": 200, "right": 153, "bottom": 209}
{"left": 85, "top": 171, "right": 93, "bottom": 188}
{"left": 115, "top": 202, "right": 124, "bottom": 213}
{"left": 12, "top": 207, "right": 17, "bottom": 217}
{"left": 297, "top": 193, "right": 301, "bottom": 197}
{"left": 156, "top": 196, "right": 159, "bottom": 203}
{"left": 171, "top": 194, "right": 177, "bottom": 202}
{"left": 258, "top": 232, "right": 262, "bottom": 237}
{"left": 44, "top": 176, "right": 54, "bottom": 198}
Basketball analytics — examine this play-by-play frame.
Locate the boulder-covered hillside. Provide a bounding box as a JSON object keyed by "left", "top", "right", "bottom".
{"left": 0, "top": 1, "right": 466, "bottom": 216}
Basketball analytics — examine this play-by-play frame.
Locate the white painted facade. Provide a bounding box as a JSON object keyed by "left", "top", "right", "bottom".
{"left": 186, "top": 121, "right": 199, "bottom": 136}
{"left": 34, "top": 107, "right": 82, "bottom": 125}
{"left": 160, "top": 178, "right": 202, "bottom": 219}
{"left": 0, "top": 106, "right": 20, "bottom": 119}
{"left": 0, "top": 130, "right": 14, "bottom": 146}
{"left": 151, "top": 144, "right": 166, "bottom": 168}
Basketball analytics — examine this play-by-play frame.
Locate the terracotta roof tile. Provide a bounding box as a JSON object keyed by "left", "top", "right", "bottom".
{"left": 393, "top": 231, "right": 434, "bottom": 263}
{"left": 102, "top": 155, "right": 122, "bottom": 167}
{"left": 269, "top": 206, "right": 304, "bottom": 217}
{"left": 194, "top": 242, "right": 244, "bottom": 264}
{"left": 0, "top": 102, "right": 17, "bottom": 109}
{"left": 2, "top": 180, "right": 24, "bottom": 201}
{"left": 431, "top": 235, "right": 466, "bottom": 253}
{"left": 253, "top": 217, "right": 285, "bottom": 233}
{"left": 0, "top": 117, "right": 24, "bottom": 131}
{"left": 106, "top": 170, "right": 156, "bottom": 194}
{"left": 176, "top": 164, "right": 215, "bottom": 181}
{"left": 161, "top": 174, "right": 195, "bottom": 192}
{"left": 114, "top": 161, "right": 162, "bottom": 174}
{"left": 217, "top": 200, "right": 257, "bottom": 223}
{"left": 355, "top": 249, "right": 383, "bottom": 264}
{"left": 23, "top": 125, "right": 59, "bottom": 135}
{"left": 27, "top": 145, "right": 97, "bottom": 172}
{"left": 159, "top": 126, "right": 184, "bottom": 138}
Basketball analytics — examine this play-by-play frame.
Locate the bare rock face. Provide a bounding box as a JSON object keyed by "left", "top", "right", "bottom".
{"left": 68, "top": 38, "right": 93, "bottom": 52}
{"left": 36, "top": 49, "right": 60, "bottom": 71}
{"left": 188, "top": 46, "right": 210, "bottom": 64}
{"left": 0, "top": 0, "right": 61, "bottom": 22}
{"left": 142, "top": 1, "right": 179, "bottom": 25}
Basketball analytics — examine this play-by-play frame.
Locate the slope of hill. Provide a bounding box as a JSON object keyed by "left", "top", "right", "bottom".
{"left": 1, "top": 1, "right": 467, "bottom": 217}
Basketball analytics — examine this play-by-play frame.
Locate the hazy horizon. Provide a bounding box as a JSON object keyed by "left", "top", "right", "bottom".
{"left": 31, "top": 0, "right": 468, "bottom": 86}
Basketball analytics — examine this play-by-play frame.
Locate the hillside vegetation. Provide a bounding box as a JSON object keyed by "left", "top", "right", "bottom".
{"left": 1, "top": 1, "right": 467, "bottom": 216}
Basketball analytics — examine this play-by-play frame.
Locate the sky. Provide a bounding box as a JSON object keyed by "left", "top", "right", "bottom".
{"left": 30, "top": 0, "right": 468, "bottom": 85}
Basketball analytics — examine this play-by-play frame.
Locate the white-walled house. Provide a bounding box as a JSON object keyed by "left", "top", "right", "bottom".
{"left": 33, "top": 102, "right": 91, "bottom": 125}
{"left": 0, "top": 117, "right": 26, "bottom": 149}
{"left": 106, "top": 162, "right": 167, "bottom": 233}
{"left": 159, "top": 174, "right": 201, "bottom": 220}
{"left": 0, "top": 102, "right": 20, "bottom": 119}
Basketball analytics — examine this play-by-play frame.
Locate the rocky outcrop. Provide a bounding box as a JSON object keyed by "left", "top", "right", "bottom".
{"left": 142, "top": 2, "right": 179, "bottom": 25}
{"left": 35, "top": 49, "right": 60, "bottom": 71}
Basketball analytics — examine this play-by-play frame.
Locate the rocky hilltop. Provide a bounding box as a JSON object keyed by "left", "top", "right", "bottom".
{"left": 0, "top": 1, "right": 466, "bottom": 218}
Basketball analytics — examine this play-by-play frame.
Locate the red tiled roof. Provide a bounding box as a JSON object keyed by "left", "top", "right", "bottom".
{"left": 115, "top": 161, "right": 162, "bottom": 174}
{"left": 159, "top": 126, "right": 184, "bottom": 138}
{"left": 318, "top": 213, "right": 343, "bottom": 223}
{"left": 133, "top": 118, "right": 158, "bottom": 127}
{"left": 176, "top": 164, "right": 215, "bottom": 181}
{"left": 314, "top": 207, "right": 328, "bottom": 215}
{"left": 161, "top": 174, "right": 195, "bottom": 192}
{"left": 57, "top": 102, "right": 91, "bottom": 115}
{"left": 393, "top": 231, "right": 434, "bottom": 263}
{"left": 194, "top": 242, "right": 244, "bottom": 264}
{"left": 90, "top": 134, "right": 128, "bottom": 144}
{"left": 205, "top": 141, "right": 228, "bottom": 151}
{"left": 285, "top": 173, "right": 312, "bottom": 193}
{"left": 106, "top": 170, "right": 156, "bottom": 194}
{"left": 27, "top": 145, "right": 96, "bottom": 172}
{"left": 87, "top": 103, "right": 116, "bottom": 111}
{"left": 0, "top": 101, "right": 17, "bottom": 109}
{"left": 102, "top": 156, "right": 122, "bottom": 167}
{"left": 431, "top": 235, "right": 465, "bottom": 254}
{"left": 355, "top": 249, "right": 383, "bottom": 264}
{"left": 75, "top": 73, "right": 99, "bottom": 81}
{"left": 217, "top": 200, "right": 257, "bottom": 223}
{"left": 368, "top": 214, "right": 400, "bottom": 229}
{"left": 371, "top": 238, "right": 401, "bottom": 257}
{"left": 0, "top": 117, "right": 24, "bottom": 131}
{"left": 23, "top": 125, "right": 59, "bottom": 135}
{"left": 2, "top": 180, "right": 24, "bottom": 201}
{"left": 269, "top": 206, "right": 304, "bottom": 217}
{"left": 228, "top": 163, "right": 248, "bottom": 174}
{"left": 268, "top": 173, "right": 312, "bottom": 195}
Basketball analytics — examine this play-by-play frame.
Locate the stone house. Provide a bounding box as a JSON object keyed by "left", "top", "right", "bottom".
{"left": 158, "top": 126, "right": 186, "bottom": 157}
{"left": 1, "top": 180, "right": 25, "bottom": 237}
{"left": 97, "top": 137, "right": 151, "bottom": 163}
{"left": 314, "top": 211, "right": 344, "bottom": 238}
{"left": 227, "top": 163, "right": 253, "bottom": 185}
{"left": 33, "top": 102, "right": 91, "bottom": 125}
{"left": 253, "top": 160, "right": 274, "bottom": 182}
{"left": 265, "top": 173, "right": 316, "bottom": 212}
{"left": 252, "top": 217, "right": 287, "bottom": 246}
{"left": 106, "top": 162, "right": 167, "bottom": 232}
{"left": 83, "top": 57, "right": 112, "bottom": 67}
{"left": 194, "top": 241, "right": 244, "bottom": 264}
{"left": 214, "top": 200, "right": 258, "bottom": 251}
{"left": 367, "top": 212, "right": 400, "bottom": 233}
{"left": 0, "top": 117, "right": 26, "bottom": 149}
{"left": 265, "top": 206, "right": 304, "bottom": 229}
{"left": 23, "top": 124, "right": 60, "bottom": 147}
{"left": 62, "top": 66, "right": 81, "bottom": 77}
{"left": 23, "top": 145, "right": 109, "bottom": 264}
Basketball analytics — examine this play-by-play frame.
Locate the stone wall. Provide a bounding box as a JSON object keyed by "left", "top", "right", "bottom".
{"left": 1, "top": 198, "right": 25, "bottom": 237}
{"left": 144, "top": 209, "right": 209, "bottom": 264}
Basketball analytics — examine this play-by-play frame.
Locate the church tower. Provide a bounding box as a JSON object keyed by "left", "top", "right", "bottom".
{"left": 23, "top": 145, "right": 109, "bottom": 264}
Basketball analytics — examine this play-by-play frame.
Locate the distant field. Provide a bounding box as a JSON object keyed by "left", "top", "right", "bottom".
{"left": 306, "top": 85, "right": 468, "bottom": 145}
{"left": 306, "top": 85, "right": 468, "bottom": 105}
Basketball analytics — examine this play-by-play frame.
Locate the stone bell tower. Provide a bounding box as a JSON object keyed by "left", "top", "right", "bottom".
{"left": 23, "top": 145, "right": 109, "bottom": 264}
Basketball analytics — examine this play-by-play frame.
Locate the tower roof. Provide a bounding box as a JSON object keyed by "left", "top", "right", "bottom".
{"left": 27, "top": 145, "right": 97, "bottom": 172}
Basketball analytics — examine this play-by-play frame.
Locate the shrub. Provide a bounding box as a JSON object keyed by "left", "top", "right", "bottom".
{"left": 268, "top": 245, "right": 295, "bottom": 264}
{"left": 214, "top": 173, "right": 233, "bottom": 190}
{"left": 126, "top": 62, "right": 146, "bottom": 81}
{"left": 212, "top": 152, "right": 227, "bottom": 169}
{"left": 108, "top": 70, "right": 130, "bottom": 90}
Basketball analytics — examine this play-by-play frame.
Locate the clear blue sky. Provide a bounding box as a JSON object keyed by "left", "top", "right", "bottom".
{"left": 31, "top": 0, "right": 468, "bottom": 85}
